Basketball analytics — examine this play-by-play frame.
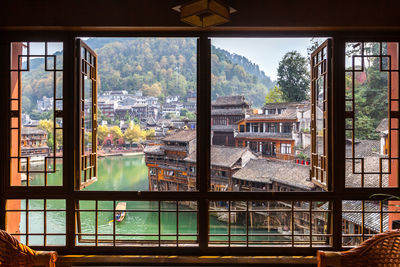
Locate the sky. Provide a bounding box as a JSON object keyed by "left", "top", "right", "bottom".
{"left": 212, "top": 38, "right": 319, "bottom": 81}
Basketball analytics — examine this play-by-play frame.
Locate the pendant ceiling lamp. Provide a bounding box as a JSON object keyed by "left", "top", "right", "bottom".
{"left": 172, "top": 0, "right": 236, "bottom": 28}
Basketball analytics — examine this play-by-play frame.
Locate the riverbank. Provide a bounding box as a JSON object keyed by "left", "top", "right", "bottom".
{"left": 98, "top": 151, "right": 144, "bottom": 158}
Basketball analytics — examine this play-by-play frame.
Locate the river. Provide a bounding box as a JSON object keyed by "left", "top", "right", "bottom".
{"left": 19, "top": 155, "right": 279, "bottom": 246}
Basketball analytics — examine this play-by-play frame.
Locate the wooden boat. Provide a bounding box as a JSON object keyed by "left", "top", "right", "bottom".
{"left": 115, "top": 202, "right": 126, "bottom": 222}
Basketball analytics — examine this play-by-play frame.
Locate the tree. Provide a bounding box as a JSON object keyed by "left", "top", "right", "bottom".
{"left": 277, "top": 51, "right": 310, "bottom": 102}
{"left": 144, "top": 129, "right": 155, "bottom": 140}
{"left": 97, "top": 125, "right": 110, "bottom": 146}
{"left": 352, "top": 45, "right": 388, "bottom": 140}
{"left": 124, "top": 111, "right": 131, "bottom": 122}
{"left": 55, "top": 128, "right": 63, "bottom": 150}
{"left": 142, "top": 82, "right": 162, "bottom": 97}
{"left": 265, "top": 85, "right": 284, "bottom": 104}
{"left": 38, "top": 120, "right": 53, "bottom": 149}
{"left": 110, "top": 126, "right": 123, "bottom": 145}
{"left": 124, "top": 122, "right": 145, "bottom": 144}
{"left": 186, "top": 111, "right": 196, "bottom": 120}
{"left": 180, "top": 109, "right": 188, "bottom": 117}
{"left": 165, "top": 113, "right": 176, "bottom": 119}
{"left": 307, "top": 38, "right": 322, "bottom": 56}
{"left": 22, "top": 38, "right": 275, "bottom": 111}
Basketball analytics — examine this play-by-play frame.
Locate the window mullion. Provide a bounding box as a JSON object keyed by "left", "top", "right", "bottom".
{"left": 332, "top": 36, "right": 345, "bottom": 250}
{"left": 197, "top": 35, "right": 211, "bottom": 250}
{"left": 64, "top": 35, "right": 76, "bottom": 249}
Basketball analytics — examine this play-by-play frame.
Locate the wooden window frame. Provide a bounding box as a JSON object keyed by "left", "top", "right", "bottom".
{"left": 1, "top": 31, "right": 400, "bottom": 256}
{"left": 77, "top": 39, "right": 98, "bottom": 190}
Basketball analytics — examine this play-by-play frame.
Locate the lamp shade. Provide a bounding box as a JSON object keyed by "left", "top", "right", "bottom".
{"left": 173, "top": 0, "right": 235, "bottom": 28}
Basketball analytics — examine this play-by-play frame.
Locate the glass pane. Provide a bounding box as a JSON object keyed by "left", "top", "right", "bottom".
{"left": 345, "top": 42, "right": 399, "bottom": 188}
{"left": 76, "top": 200, "right": 198, "bottom": 247}
{"left": 209, "top": 200, "right": 331, "bottom": 247}
{"left": 77, "top": 37, "right": 198, "bottom": 191}
{"left": 10, "top": 42, "right": 63, "bottom": 187}
{"left": 209, "top": 38, "right": 326, "bottom": 192}
{"left": 5, "top": 199, "right": 66, "bottom": 247}
{"left": 341, "top": 200, "right": 400, "bottom": 247}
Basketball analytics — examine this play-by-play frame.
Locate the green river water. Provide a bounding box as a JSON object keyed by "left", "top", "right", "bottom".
{"left": 17, "top": 155, "right": 279, "bottom": 246}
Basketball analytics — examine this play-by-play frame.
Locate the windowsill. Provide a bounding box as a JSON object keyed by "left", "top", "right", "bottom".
{"left": 57, "top": 255, "right": 317, "bottom": 266}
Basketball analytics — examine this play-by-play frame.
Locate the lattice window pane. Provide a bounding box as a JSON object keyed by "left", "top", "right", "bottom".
{"left": 345, "top": 42, "right": 400, "bottom": 188}
{"left": 310, "top": 40, "right": 331, "bottom": 190}
{"left": 75, "top": 200, "right": 198, "bottom": 247}
{"left": 5, "top": 199, "right": 66, "bottom": 246}
{"left": 9, "top": 42, "right": 64, "bottom": 187}
{"left": 77, "top": 40, "right": 98, "bottom": 189}
{"left": 208, "top": 200, "right": 332, "bottom": 248}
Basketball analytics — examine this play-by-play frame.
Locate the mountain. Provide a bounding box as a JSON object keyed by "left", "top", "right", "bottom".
{"left": 211, "top": 46, "right": 274, "bottom": 89}
{"left": 22, "top": 38, "right": 275, "bottom": 111}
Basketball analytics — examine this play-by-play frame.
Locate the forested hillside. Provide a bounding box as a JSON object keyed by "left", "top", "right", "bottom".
{"left": 22, "top": 38, "right": 275, "bottom": 110}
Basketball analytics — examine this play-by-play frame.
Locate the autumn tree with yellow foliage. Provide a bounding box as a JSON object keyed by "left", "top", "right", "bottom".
{"left": 97, "top": 125, "right": 110, "bottom": 146}
{"left": 110, "top": 126, "right": 123, "bottom": 145}
{"left": 38, "top": 120, "right": 63, "bottom": 150}
{"left": 124, "top": 123, "right": 144, "bottom": 144}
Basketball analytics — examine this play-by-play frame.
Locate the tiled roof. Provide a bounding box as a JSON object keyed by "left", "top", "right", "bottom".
{"left": 345, "top": 139, "right": 380, "bottom": 158}
{"left": 344, "top": 140, "right": 387, "bottom": 187}
{"left": 211, "top": 108, "right": 247, "bottom": 116}
{"left": 146, "top": 116, "right": 157, "bottom": 126}
{"left": 376, "top": 118, "right": 388, "bottom": 133}
{"left": 303, "top": 139, "right": 380, "bottom": 160}
{"left": 248, "top": 109, "right": 298, "bottom": 121}
{"left": 320, "top": 201, "right": 388, "bottom": 233}
{"left": 345, "top": 156, "right": 389, "bottom": 187}
{"left": 303, "top": 139, "right": 386, "bottom": 188}
{"left": 185, "top": 146, "right": 255, "bottom": 168}
{"left": 263, "top": 102, "right": 309, "bottom": 109}
{"left": 157, "top": 119, "right": 173, "bottom": 127}
{"left": 162, "top": 130, "right": 196, "bottom": 142}
{"left": 211, "top": 125, "right": 236, "bottom": 132}
{"left": 161, "top": 145, "right": 187, "bottom": 152}
{"left": 232, "top": 159, "right": 314, "bottom": 191}
{"left": 21, "top": 127, "right": 47, "bottom": 135}
{"left": 132, "top": 103, "right": 148, "bottom": 108}
{"left": 115, "top": 106, "right": 131, "bottom": 111}
{"left": 212, "top": 95, "right": 248, "bottom": 106}
{"left": 143, "top": 145, "right": 163, "bottom": 155}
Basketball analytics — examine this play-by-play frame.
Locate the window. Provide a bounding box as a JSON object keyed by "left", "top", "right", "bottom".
{"left": 266, "top": 122, "right": 277, "bottom": 133}
{"left": 252, "top": 123, "right": 259, "bottom": 132}
{"left": 2, "top": 34, "right": 400, "bottom": 255}
{"left": 281, "top": 143, "right": 292, "bottom": 154}
{"left": 267, "top": 109, "right": 276, "bottom": 114}
{"left": 78, "top": 40, "right": 98, "bottom": 190}
{"left": 282, "top": 123, "right": 292, "bottom": 133}
{"left": 149, "top": 168, "right": 157, "bottom": 175}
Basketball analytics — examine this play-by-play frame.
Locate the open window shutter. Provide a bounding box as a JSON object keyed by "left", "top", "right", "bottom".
{"left": 77, "top": 39, "right": 98, "bottom": 190}
{"left": 310, "top": 39, "right": 331, "bottom": 190}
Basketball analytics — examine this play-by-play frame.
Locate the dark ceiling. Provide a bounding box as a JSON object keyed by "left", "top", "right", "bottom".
{"left": 1, "top": 0, "right": 400, "bottom": 30}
